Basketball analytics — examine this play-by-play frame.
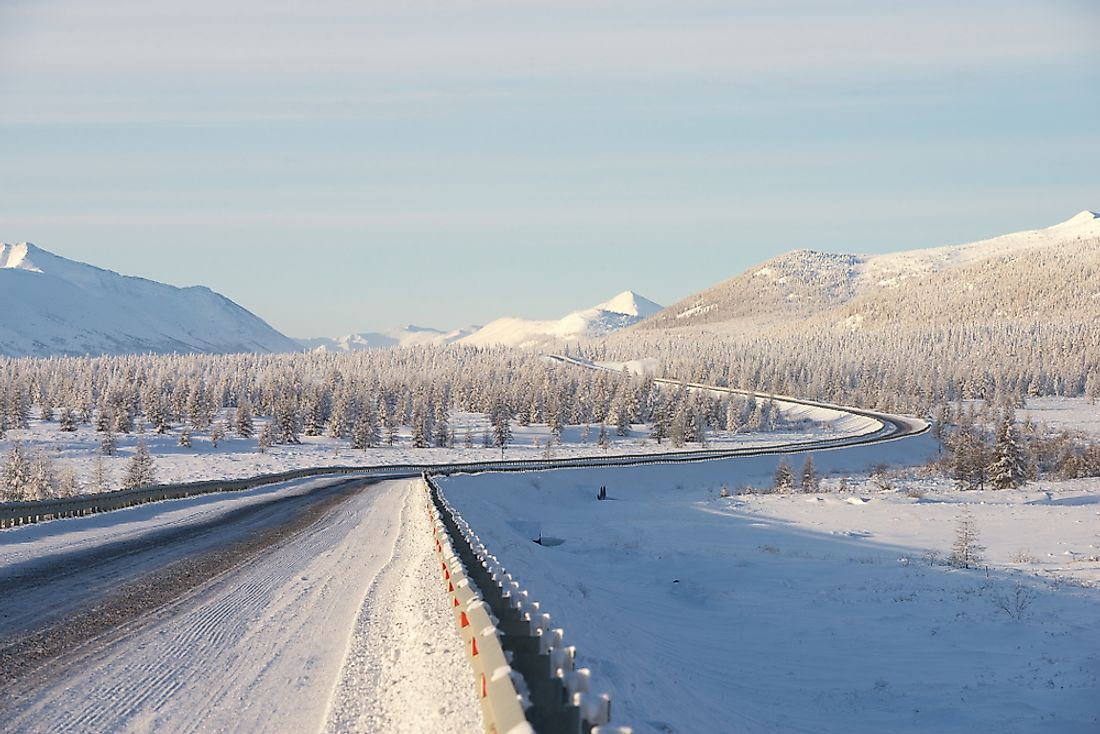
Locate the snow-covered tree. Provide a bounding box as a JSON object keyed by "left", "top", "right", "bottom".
{"left": 774, "top": 459, "right": 794, "bottom": 493}
{"left": 257, "top": 422, "right": 273, "bottom": 453}
{"left": 491, "top": 400, "right": 512, "bottom": 455}
{"left": 235, "top": 399, "right": 255, "bottom": 439}
{"left": 950, "top": 511, "right": 984, "bottom": 569}
{"left": 800, "top": 454, "right": 819, "bottom": 493}
{"left": 91, "top": 455, "right": 112, "bottom": 494}
{"left": 58, "top": 406, "right": 78, "bottom": 432}
{"left": 26, "top": 449, "right": 57, "bottom": 500}
{"left": 100, "top": 429, "right": 118, "bottom": 457}
{"left": 989, "top": 411, "right": 1026, "bottom": 490}
{"left": 210, "top": 420, "right": 226, "bottom": 448}
{"left": 123, "top": 439, "right": 156, "bottom": 489}
{"left": 1, "top": 442, "right": 31, "bottom": 501}
{"left": 352, "top": 404, "right": 380, "bottom": 450}
{"left": 56, "top": 467, "right": 79, "bottom": 498}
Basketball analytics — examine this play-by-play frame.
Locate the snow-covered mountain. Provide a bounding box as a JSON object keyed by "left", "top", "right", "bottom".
{"left": 459, "top": 290, "right": 663, "bottom": 348}
{"left": 639, "top": 211, "right": 1100, "bottom": 334}
{"left": 0, "top": 242, "right": 299, "bottom": 357}
{"left": 298, "top": 324, "right": 480, "bottom": 352}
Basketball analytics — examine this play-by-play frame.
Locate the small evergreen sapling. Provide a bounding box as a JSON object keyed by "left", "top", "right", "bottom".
{"left": 950, "top": 511, "right": 985, "bottom": 569}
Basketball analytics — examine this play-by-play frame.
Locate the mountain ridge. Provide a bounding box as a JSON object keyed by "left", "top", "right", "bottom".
{"left": 0, "top": 241, "right": 299, "bottom": 357}
{"left": 638, "top": 211, "right": 1100, "bottom": 334}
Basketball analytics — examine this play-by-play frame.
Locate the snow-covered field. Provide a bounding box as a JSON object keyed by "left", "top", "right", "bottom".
{"left": 0, "top": 410, "right": 850, "bottom": 490}
{"left": 440, "top": 431, "right": 1100, "bottom": 734}
{"left": 0, "top": 478, "right": 482, "bottom": 733}
{"left": 1019, "top": 397, "right": 1100, "bottom": 440}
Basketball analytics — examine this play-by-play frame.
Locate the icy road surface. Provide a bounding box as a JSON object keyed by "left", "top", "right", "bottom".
{"left": 0, "top": 477, "right": 481, "bottom": 733}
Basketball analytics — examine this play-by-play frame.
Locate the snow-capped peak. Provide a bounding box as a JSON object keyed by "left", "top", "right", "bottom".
{"left": 1052, "top": 210, "right": 1100, "bottom": 229}
{"left": 594, "top": 290, "right": 664, "bottom": 318}
{"left": 0, "top": 242, "right": 44, "bottom": 272}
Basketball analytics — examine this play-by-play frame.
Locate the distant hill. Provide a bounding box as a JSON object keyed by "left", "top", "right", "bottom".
{"left": 459, "top": 291, "right": 664, "bottom": 348}
{"left": 298, "top": 324, "right": 480, "bottom": 352}
{"left": 638, "top": 211, "right": 1100, "bottom": 335}
{"left": 0, "top": 242, "right": 299, "bottom": 357}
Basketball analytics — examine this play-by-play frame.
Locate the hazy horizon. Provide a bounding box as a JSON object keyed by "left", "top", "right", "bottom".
{"left": 2, "top": 0, "right": 1097, "bottom": 335}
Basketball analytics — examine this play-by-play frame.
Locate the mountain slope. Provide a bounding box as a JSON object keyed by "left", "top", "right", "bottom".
{"left": 0, "top": 242, "right": 299, "bottom": 357}
{"left": 298, "top": 324, "right": 480, "bottom": 352}
{"left": 460, "top": 290, "right": 663, "bottom": 348}
{"left": 639, "top": 211, "right": 1100, "bottom": 334}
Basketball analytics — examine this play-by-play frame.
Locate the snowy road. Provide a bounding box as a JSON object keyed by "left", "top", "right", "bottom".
{"left": 0, "top": 478, "right": 481, "bottom": 733}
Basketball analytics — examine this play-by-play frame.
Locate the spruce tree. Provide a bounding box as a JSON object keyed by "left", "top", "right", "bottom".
{"left": 123, "top": 439, "right": 156, "bottom": 489}
{"left": 235, "top": 399, "right": 255, "bottom": 438}
{"left": 257, "top": 421, "right": 273, "bottom": 453}
{"left": 58, "top": 406, "right": 78, "bottom": 432}
{"left": 774, "top": 459, "right": 795, "bottom": 493}
{"left": 1, "top": 442, "right": 31, "bottom": 502}
{"left": 210, "top": 421, "right": 226, "bottom": 448}
{"left": 989, "top": 412, "right": 1026, "bottom": 489}
{"left": 352, "top": 405, "right": 380, "bottom": 449}
{"left": 101, "top": 429, "right": 118, "bottom": 457}
{"left": 800, "top": 455, "right": 820, "bottom": 493}
{"left": 491, "top": 401, "right": 512, "bottom": 456}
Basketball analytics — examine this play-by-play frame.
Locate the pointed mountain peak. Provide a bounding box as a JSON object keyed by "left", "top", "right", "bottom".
{"left": 1052, "top": 210, "right": 1100, "bottom": 228}
{"left": 0, "top": 242, "right": 45, "bottom": 272}
{"left": 594, "top": 290, "right": 664, "bottom": 317}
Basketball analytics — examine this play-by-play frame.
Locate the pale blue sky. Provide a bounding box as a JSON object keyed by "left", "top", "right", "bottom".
{"left": 1, "top": 0, "right": 1097, "bottom": 336}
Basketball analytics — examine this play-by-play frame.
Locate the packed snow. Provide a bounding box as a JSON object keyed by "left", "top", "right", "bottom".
{"left": 0, "top": 478, "right": 482, "bottom": 733}
{"left": 440, "top": 428, "right": 1100, "bottom": 734}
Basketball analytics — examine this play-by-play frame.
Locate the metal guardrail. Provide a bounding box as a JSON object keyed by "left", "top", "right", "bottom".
{"left": 424, "top": 473, "right": 630, "bottom": 734}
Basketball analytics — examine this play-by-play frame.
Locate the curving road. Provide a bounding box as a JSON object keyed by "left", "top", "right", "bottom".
{"left": 0, "top": 362, "right": 929, "bottom": 732}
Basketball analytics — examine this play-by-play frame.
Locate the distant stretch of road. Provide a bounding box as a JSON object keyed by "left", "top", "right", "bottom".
{"left": 0, "top": 360, "right": 929, "bottom": 733}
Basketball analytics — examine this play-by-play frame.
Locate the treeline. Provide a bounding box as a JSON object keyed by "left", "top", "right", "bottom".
{"left": 0, "top": 348, "right": 796, "bottom": 501}
{"left": 932, "top": 402, "right": 1100, "bottom": 489}
{"left": 597, "top": 319, "right": 1099, "bottom": 415}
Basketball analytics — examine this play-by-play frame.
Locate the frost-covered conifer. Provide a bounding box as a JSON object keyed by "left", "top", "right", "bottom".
{"left": 101, "top": 429, "right": 118, "bottom": 457}
{"left": 123, "top": 439, "right": 156, "bottom": 489}
{"left": 26, "top": 449, "right": 57, "bottom": 500}
{"left": 235, "top": 399, "right": 255, "bottom": 439}
{"left": 988, "top": 412, "right": 1026, "bottom": 489}
{"left": 800, "top": 455, "right": 819, "bottom": 493}
{"left": 58, "top": 406, "right": 78, "bottom": 432}
{"left": 773, "top": 459, "right": 794, "bottom": 493}
{"left": 352, "top": 404, "right": 380, "bottom": 450}
{"left": 2, "top": 442, "right": 31, "bottom": 501}
{"left": 257, "top": 422, "right": 273, "bottom": 453}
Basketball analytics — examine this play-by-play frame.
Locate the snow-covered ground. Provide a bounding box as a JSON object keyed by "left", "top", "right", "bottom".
{"left": 440, "top": 431, "right": 1100, "bottom": 734}
{"left": 1019, "top": 397, "right": 1100, "bottom": 440}
{"left": 0, "top": 478, "right": 482, "bottom": 733}
{"left": 0, "top": 410, "right": 850, "bottom": 490}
